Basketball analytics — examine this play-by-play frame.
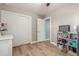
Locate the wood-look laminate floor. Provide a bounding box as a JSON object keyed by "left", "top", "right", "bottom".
{"left": 12, "top": 41, "right": 72, "bottom": 56}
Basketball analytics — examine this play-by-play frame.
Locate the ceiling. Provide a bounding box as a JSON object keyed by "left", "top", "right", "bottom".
{"left": 3, "top": 3, "right": 63, "bottom": 16}
{"left": 1, "top": 3, "right": 79, "bottom": 16}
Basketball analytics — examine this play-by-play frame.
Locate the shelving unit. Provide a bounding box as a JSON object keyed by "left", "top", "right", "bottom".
{"left": 57, "top": 32, "right": 77, "bottom": 55}
{"left": 57, "top": 25, "right": 78, "bottom": 55}
{"left": 57, "top": 32, "right": 70, "bottom": 52}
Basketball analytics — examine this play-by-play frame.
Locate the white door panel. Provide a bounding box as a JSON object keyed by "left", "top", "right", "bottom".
{"left": 37, "top": 19, "right": 45, "bottom": 41}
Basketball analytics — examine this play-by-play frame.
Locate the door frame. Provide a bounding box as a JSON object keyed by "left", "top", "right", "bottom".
{"left": 31, "top": 16, "right": 51, "bottom": 44}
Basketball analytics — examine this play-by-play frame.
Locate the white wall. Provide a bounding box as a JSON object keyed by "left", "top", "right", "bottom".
{"left": 73, "top": 13, "right": 79, "bottom": 25}
{"left": 51, "top": 6, "right": 79, "bottom": 43}
{"left": 0, "top": 11, "right": 1, "bottom": 20}
{"left": 1, "top": 10, "right": 32, "bottom": 46}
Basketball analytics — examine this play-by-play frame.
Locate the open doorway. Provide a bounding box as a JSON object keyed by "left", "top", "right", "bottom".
{"left": 45, "top": 17, "right": 50, "bottom": 40}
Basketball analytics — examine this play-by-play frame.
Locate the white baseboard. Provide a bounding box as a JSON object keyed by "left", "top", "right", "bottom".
{"left": 50, "top": 42, "right": 57, "bottom": 46}
{"left": 30, "top": 41, "right": 37, "bottom": 44}
{"left": 31, "top": 39, "right": 50, "bottom": 44}
{"left": 12, "top": 41, "right": 30, "bottom": 47}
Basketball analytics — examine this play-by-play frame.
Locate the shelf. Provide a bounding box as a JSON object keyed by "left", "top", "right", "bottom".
{"left": 57, "top": 42, "right": 63, "bottom": 44}
{"left": 70, "top": 40, "right": 77, "bottom": 41}
{"left": 58, "top": 38, "right": 69, "bottom": 39}
{"left": 69, "top": 45, "right": 77, "bottom": 48}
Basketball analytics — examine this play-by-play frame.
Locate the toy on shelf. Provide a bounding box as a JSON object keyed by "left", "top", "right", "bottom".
{"left": 70, "top": 34, "right": 78, "bottom": 40}
{"left": 63, "top": 34, "right": 69, "bottom": 38}
{"left": 70, "top": 40, "right": 77, "bottom": 47}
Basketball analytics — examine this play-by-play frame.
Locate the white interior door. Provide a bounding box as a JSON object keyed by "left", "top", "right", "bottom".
{"left": 37, "top": 18, "right": 45, "bottom": 41}
{"left": 1, "top": 11, "right": 32, "bottom": 46}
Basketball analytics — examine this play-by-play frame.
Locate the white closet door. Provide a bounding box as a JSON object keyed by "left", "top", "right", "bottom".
{"left": 37, "top": 18, "right": 45, "bottom": 41}
{"left": 1, "top": 11, "right": 32, "bottom": 46}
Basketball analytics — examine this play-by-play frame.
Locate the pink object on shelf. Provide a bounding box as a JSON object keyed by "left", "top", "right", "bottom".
{"left": 0, "top": 20, "right": 7, "bottom": 31}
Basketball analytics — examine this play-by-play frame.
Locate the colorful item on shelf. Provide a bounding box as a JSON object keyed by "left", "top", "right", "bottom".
{"left": 70, "top": 34, "right": 77, "bottom": 40}
{"left": 0, "top": 21, "right": 7, "bottom": 35}
{"left": 63, "top": 34, "right": 68, "bottom": 38}
{"left": 0, "top": 21, "right": 7, "bottom": 31}
{"left": 72, "top": 47, "right": 77, "bottom": 53}
{"left": 71, "top": 40, "right": 77, "bottom": 47}
{"left": 62, "top": 39, "right": 68, "bottom": 43}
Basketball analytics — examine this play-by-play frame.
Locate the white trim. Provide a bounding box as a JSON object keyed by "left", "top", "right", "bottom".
{"left": 30, "top": 40, "right": 50, "bottom": 44}
{"left": 50, "top": 42, "right": 57, "bottom": 46}
{"left": 50, "top": 16, "right": 52, "bottom": 42}
{"left": 13, "top": 41, "right": 30, "bottom": 47}
{"left": 30, "top": 41, "right": 37, "bottom": 44}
